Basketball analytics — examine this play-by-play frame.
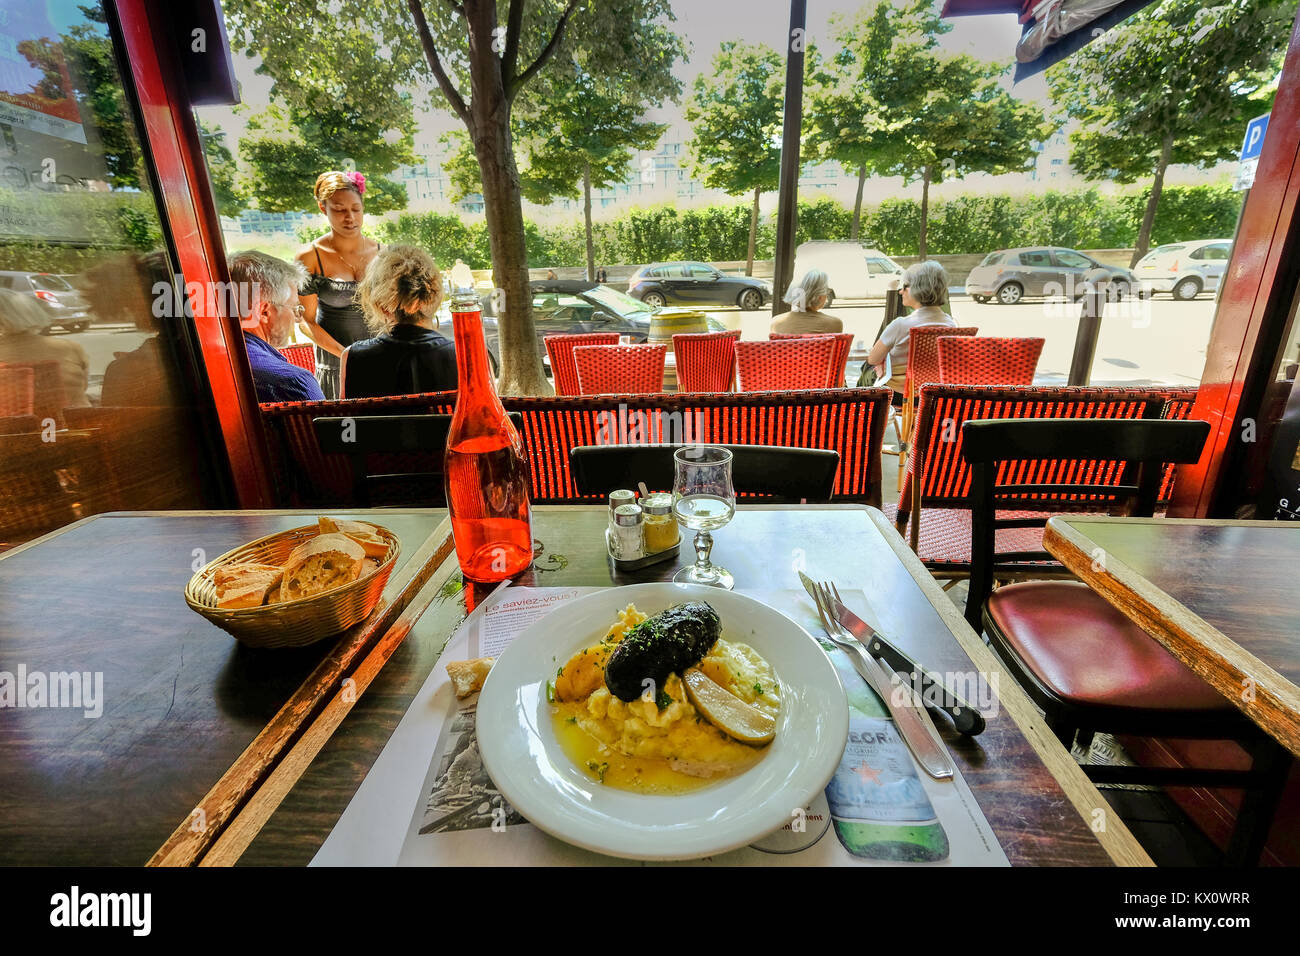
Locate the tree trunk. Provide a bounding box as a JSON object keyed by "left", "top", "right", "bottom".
{"left": 918, "top": 164, "right": 932, "bottom": 261}
{"left": 746, "top": 184, "right": 760, "bottom": 277}
{"left": 851, "top": 163, "right": 867, "bottom": 243}
{"left": 583, "top": 162, "right": 595, "bottom": 282}
{"left": 1132, "top": 133, "right": 1174, "bottom": 268}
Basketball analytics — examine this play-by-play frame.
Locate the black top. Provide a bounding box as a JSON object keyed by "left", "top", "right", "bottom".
{"left": 300, "top": 244, "right": 371, "bottom": 351}
{"left": 342, "top": 323, "right": 458, "bottom": 398}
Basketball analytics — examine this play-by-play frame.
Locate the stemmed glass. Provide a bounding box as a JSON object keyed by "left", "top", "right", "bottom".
{"left": 671, "top": 446, "right": 735, "bottom": 589}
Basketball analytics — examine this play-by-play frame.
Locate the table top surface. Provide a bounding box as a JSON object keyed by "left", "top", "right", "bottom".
{"left": 0, "top": 509, "right": 448, "bottom": 866}
{"left": 239, "top": 505, "right": 1143, "bottom": 867}
{"left": 1043, "top": 516, "right": 1300, "bottom": 758}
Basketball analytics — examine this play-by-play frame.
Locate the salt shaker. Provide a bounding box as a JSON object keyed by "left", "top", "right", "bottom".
{"left": 610, "top": 503, "right": 645, "bottom": 560}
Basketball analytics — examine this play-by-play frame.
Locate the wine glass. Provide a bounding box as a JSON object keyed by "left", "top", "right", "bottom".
{"left": 672, "top": 445, "right": 735, "bottom": 589}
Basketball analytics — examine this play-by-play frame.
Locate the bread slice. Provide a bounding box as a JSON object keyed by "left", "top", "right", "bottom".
{"left": 446, "top": 657, "right": 494, "bottom": 698}
{"left": 213, "top": 562, "right": 283, "bottom": 609}
{"left": 318, "top": 516, "right": 389, "bottom": 558}
{"left": 280, "top": 533, "right": 365, "bottom": 603}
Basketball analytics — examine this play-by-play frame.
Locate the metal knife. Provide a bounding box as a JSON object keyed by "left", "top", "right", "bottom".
{"left": 829, "top": 596, "right": 987, "bottom": 737}
{"left": 800, "top": 575, "right": 954, "bottom": 780}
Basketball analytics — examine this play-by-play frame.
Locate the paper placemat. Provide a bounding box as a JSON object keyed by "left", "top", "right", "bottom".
{"left": 312, "top": 586, "right": 1008, "bottom": 866}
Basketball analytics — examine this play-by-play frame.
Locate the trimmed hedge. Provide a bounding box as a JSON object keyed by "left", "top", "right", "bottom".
{"left": 354, "top": 181, "right": 1243, "bottom": 269}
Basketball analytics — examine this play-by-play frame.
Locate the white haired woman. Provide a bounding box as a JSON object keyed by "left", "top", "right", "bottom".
{"left": 865, "top": 260, "right": 956, "bottom": 406}
{"left": 770, "top": 269, "right": 843, "bottom": 335}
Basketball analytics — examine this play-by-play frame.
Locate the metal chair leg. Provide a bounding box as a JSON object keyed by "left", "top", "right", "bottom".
{"left": 1225, "top": 738, "right": 1293, "bottom": 866}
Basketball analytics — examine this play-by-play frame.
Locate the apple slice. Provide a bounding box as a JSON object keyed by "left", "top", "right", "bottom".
{"left": 682, "top": 667, "right": 776, "bottom": 745}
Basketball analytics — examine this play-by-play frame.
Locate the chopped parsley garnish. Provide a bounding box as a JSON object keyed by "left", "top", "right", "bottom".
{"left": 753, "top": 683, "right": 764, "bottom": 695}
{"left": 557, "top": 664, "right": 564, "bottom": 678}
{"left": 545, "top": 680, "right": 556, "bottom": 703}
{"left": 586, "top": 760, "right": 609, "bottom": 783}
{"left": 656, "top": 690, "right": 673, "bottom": 710}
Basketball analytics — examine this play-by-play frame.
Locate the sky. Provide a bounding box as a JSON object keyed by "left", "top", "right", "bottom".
{"left": 202, "top": 1, "right": 1046, "bottom": 155}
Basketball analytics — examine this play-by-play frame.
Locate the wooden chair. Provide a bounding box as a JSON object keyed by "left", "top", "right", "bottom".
{"left": 735, "top": 338, "right": 837, "bottom": 391}
{"left": 573, "top": 343, "right": 667, "bottom": 395}
{"left": 882, "top": 326, "right": 979, "bottom": 485}
{"left": 893, "top": 384, "right": 1198, "bottom": 577}
{"left": 769, "top": 332, "right": 855, "bottom": 386}
{"left": 937, "top": 336, "right": 1044, "bottom": 386}
{"left": 0, "top": 366, "right": 35, "bottom": 417}
{"left": 278, "top": 344, "right": 316, "bottom": 374}
{"left": 312, "top": 412, "right": 524, "bottom": 508}
{"left": 545, "top": 333, "right": 620, "bottom": 396}
{"left": 961, "top": 417, "right": 1289, "bottom": 865}
{"left": 570, "top": 443, "right": 840, "bottom": 503}
{"left": 672, "top": 330, "right": 740, "bottom": 393}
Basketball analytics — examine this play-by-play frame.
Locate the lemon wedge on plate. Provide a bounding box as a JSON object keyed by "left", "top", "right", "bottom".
{"left": 682, "top": 667, "right": 776, "bottom": 745}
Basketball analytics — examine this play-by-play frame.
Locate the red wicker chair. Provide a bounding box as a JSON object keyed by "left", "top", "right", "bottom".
{"left": 573, "top": 343, "right": 667, "bottom": 395}
{"left": 258, "top": 386, "right": 893, "bottom": 507}
{"left": 937, "top": 336, "right": 1044, "bottom": 386}
{"left": 673, "top": 330, "right": 740, "bottom": 393}
{"left": 278, "top": 344, "right": 316, "bottom": 373}
{"left": 0, "top": 360, "right": 63, "bottom": 425}
{"left": 545, "top": 333, "right": 620, "bottom": 396}
{"left": 769, "top": 332, "right": 855, "bottom": 387}
{"left": 0, "top": 366, "right": 35, "bottom": 417}
{"left": 883, "top": 326, "right": 979, "bottom": 485}
{"left": 735, "top": 338, "right": 837, "bottom": 391}
{"left": 891, "top": 383, "right": 1200, "bottom": 576}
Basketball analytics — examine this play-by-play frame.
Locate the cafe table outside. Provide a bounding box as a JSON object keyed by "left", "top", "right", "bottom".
{"left": 229, "top": 505, "right": 1150, "bottom": 867}
{"left": 0, "top": 509, "right": 452, "bottom": 867}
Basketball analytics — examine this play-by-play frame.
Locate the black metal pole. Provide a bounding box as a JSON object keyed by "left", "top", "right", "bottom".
{"left": 771, "top": 0, "right": 807, "bottom": 316}
{"left": 1068, "top": 285, "right": 1105, "bottom": 386}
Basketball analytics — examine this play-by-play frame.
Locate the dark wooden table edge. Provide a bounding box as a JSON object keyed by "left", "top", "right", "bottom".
{"left": 90, "top": 509, "right": 460, "bottom": 866}
{"left": 1043, "top": 516, "right": 1300, "bottom": 761}
{"left": 867, "top": 508, "right": 1153, "bottom": 866}
{"left": 208, "top": 504, "right": 1152, "bottom": 867}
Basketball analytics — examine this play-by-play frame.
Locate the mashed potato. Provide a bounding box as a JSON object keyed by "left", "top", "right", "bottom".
{"left": 550, "top": 604, "right": 780, "bottom": 793}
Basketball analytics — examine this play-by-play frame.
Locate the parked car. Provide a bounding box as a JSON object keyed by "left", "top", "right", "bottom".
{"left": 478, "top": 278, "right": 728, "bottom": 375}
{"left": 791, "top": 241, "right": 905, "bottom": 300}
{"left": 1134, "top": 239, "right": 1232, "bottom": 300}
{"left": 0, "top": 271, "right": 92, "bottom": 332}
{"left": 627, "top": 261, "right": 771, "bottom": 311}
{"left": 964, "top": 247, "right": 1137, "bottom": 305}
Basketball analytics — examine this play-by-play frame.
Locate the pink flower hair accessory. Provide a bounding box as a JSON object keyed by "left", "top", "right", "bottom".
{"left": 346, "top": 171, "right": 366, "bottom": 195}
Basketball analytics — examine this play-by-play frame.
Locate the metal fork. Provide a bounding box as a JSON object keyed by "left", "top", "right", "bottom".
{"left": 809, "top": 579, "right": 954, "bottom": 780}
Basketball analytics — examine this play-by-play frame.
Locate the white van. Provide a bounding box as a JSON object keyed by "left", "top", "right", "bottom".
{"left": 791, "top": 241, "right": 905, "bottom": 302}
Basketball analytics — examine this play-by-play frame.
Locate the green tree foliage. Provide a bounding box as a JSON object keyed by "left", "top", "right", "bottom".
{"left": 1047, "top": 0, "right": 1290, "bottom": 265}
{"left": 198, "top": 124, "right": 247, "bottom": 218}
{"left": 824, "top": 1, "right": 1051, "bottom": 260}
{"left": 684, "top": 42, "right": 784, "bottom": 276}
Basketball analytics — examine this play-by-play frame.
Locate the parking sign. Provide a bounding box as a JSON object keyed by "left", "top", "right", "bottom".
{"left": 1236, "top": 113, "right": 1270, "bottom": 191}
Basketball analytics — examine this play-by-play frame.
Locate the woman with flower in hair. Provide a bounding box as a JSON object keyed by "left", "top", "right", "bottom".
{"left": 341, "top": 244, "right": 457, "bottom": 398}
{"left": 295, "top": 170, "right": 380, "bottom": 398}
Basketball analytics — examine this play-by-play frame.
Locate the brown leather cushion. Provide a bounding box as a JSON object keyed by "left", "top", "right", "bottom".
{"left": 986, "top": 581, "right": 1233, "bottom": 713}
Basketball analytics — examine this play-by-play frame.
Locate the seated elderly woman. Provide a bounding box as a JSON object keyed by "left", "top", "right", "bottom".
{"left": 865, "top": 260, "right": 956, "bottom": 406}
{"left": 770, "top": 269, "right": 843, "bottom": 335}
{"left": 341, "top": 245, "right": 457, "bottom": 398}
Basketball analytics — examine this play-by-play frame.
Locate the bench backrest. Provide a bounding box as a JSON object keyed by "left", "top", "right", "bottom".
{"left": 260, "top": 387, "right": 892, "bottom": 507}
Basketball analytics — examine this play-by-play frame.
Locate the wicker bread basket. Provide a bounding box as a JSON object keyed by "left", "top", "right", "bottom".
{"left": 184, "top": 522, "right": 401, "bottom": 649}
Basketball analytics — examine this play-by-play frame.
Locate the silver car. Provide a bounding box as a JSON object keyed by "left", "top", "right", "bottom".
{"left": 965, "top": 247, "right": 1137, "bottom": 305}
{"left": 1134, "top": 239, "right": 1232, "bottom": 300}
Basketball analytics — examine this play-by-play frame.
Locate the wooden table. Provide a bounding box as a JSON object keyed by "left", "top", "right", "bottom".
{"left": 229, "top": 505, "right": 1150, "bottom": 867}
{"left": 1043, "top": 516, "right": 1300, "bottom": 759}
{"left": 0, "top": 509, "right": 451, "bottom": 866}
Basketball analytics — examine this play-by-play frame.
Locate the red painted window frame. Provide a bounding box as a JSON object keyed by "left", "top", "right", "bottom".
{"left": 111, "top": 0, "right": 274, "bottom": 507}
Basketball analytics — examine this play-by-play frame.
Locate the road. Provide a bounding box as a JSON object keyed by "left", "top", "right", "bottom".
{"left": 717, "top": 292, "right": 1217, "bottom": 387}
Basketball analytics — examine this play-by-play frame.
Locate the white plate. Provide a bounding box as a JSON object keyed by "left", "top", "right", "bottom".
{"left": 477, "top": 582, "right": 848, "bottom": 861}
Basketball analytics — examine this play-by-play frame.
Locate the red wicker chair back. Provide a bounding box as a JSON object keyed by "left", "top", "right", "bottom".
{"left": 768, "top": 332, "right": 855, "bottom": 386}
{"left": 573, "top": 343, "right": 667, "bottom": 394}
{"left": 278, "top": 344, "right": 316, "bottom": 374}
{"left": 905, "top": 326, "right": 978, "bottom": 394}
{"left": 544, "top": 333, "right": 620, "bottom": 396}
{"left": 0, "top": 366, "right": 35, "bottom": 417}
{"left": 673, "top": 330, "right": 740, "bottom": 393}
{"left": 735, "top": 338, "right": 837, "bottom": 391}
{"left": 937, "top": 336, "right": 1044, "bottom": 386}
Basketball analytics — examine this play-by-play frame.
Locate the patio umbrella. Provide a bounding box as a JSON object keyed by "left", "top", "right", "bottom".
{"left": 941, "top": 0, "right": 1160, "bottom": 81}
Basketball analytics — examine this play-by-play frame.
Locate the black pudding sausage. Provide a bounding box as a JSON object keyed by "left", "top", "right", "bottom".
{"left": 603, "top": 601, "right": 722, "bottom": 702}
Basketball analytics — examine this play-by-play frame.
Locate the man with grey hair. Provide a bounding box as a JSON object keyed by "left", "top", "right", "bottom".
{"left": 770, "top": 269, "right": 843, "bottom": 335}
{"left": 866, "top": 259, "right": 956, "bottom": 405}
{"left": 229, "top": 250, "right": 323, "bottom": 403}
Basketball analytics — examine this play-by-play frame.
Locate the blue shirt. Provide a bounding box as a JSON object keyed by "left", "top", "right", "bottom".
{"left": 244, "top": 333, "right": 324, "bottom": 403}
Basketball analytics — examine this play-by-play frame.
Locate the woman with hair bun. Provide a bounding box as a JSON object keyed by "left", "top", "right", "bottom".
{"left": 295, "top": 170, "right": 380, "bottom": 398}
{"left": 340, "top": 244, "right": 458, "bottom": 398}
